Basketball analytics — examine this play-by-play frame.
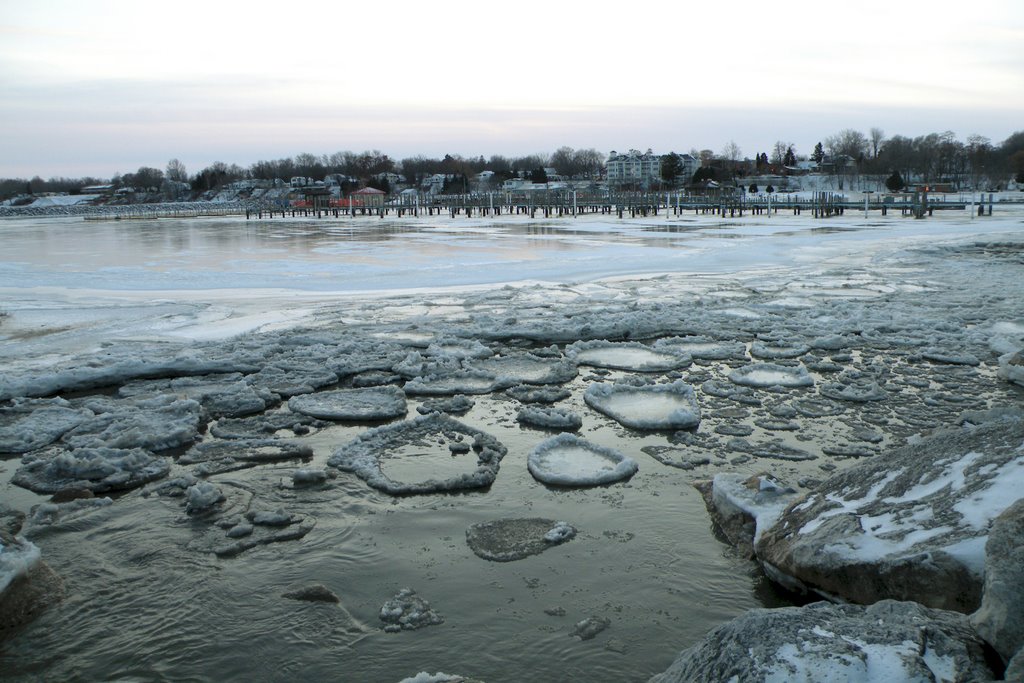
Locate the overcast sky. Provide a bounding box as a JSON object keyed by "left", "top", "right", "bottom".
{"left": 2, "top": 0, "right": 1022, "bottom": 178}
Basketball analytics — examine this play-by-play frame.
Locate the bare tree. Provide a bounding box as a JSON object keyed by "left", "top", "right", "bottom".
{"left": 166, "top": 158, "right": 187, "bottom": 183}
{"left": 771, "top": 141, "right": 793, "bottom": 166}
{"left": 721, "top": 140, "right": 742, "bottom": 163}
{"left": 869, "top": 128, "right": 885, "bottom": 159}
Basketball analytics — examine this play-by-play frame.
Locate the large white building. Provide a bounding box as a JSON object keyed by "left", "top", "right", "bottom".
{"left": 606, "top": 149, "right": 661, "bottom": 186}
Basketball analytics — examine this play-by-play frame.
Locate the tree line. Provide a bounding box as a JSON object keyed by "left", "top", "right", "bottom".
{"left": 2, "top": 132, "right": 1022, "bottom": 202}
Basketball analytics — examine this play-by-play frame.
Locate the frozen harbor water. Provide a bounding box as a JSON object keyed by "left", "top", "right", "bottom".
{"left": 1, "top": 209, "right": 1024, "bottom": 681}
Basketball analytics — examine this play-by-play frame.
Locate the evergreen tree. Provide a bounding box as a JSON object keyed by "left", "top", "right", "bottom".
{"left": 885, "top": 170, "right": 905, "bottom": 192}
{"left": 529, "top": 167, "right": 548, "bottom": 184}
{"left": 661, "top": 153, "right": 683, "bottom": 185}
{"left": 749, "top": 183, "right": 759, "bottom": 194}
{"left": 783, "top": 146, "right": 796, "bottom": 166}
{"left": 812, "top": 142, "right": 825, "bottom": 164}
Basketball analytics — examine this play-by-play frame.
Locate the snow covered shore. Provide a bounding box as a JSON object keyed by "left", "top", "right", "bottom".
{"left": 2, "top": 210, "right": 1024, "bottom": 681}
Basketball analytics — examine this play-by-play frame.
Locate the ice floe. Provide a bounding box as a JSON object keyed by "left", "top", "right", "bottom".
{"left": 728, "top": 363, "right": 814, "bottom": 389}
{"left": 653, "top": 336, "right": 748, "bottom": 361}
{"left": 527, "top": 434, "right": 637, "bottom": 486}
{"left": 566, "top": 340, "right": 691, "bottom": 372}
{"left": 379, "top": 588, "right": 444, "bottom": 632}
{"left": 327, "top": 413, "right": 507, "bottom": 494}
{"left": 61, "top": 396, "right": 203, "bottom": 451}
{"left": 0, "top": 398, "right": 92, "bottom": 454}
{"left": 0, "top": 532, "right": 41, "bottom": 594}
{"left": 288, "top": 386, "right": 407, "bottom": 421}
{"left": 465, "top": 518, "right": 577, "bottom": 562}
{"left": 516, "top": 406, "right": 583, "bottom": 431}
{"left": 14, "top": 447, "right": 170, "bottom": 494}
{"left": 505, "top": 385, "right": 572, "bottom": 404}
{"left": 178, "top": 439, "right": 313, "bottom": 476}
{"left": 416, "top": 395, "right": 475, "bottom": 415}
{"left": 584, "top": 380, "right": 701, "bottom": 430}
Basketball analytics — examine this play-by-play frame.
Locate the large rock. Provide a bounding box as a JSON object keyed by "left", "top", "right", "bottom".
{"left": 755, "top": 419, "right": 1024, "bottom": 612}
{"left": 693, "top": 473, "right": 799, "bottom": 560}
{"left": 971, "top": 498, "right": 1024, "bottom": 663}
{"left": 649, "top": 600, "right": 996, "bottom": 683}
{"left": 0, "top": 530, "right": 65, "bottom": 637}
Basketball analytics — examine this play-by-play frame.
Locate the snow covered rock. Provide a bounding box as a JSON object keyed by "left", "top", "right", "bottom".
{"left": 566, "top": 340, "right": 691, "bottom": 372}
{"left": 693, "top": 473, "right": 799, "bottom": 560}
{"left": 327, "top": 413, "right": 507, "bottom": 494}
{"left": 584, "top": 380, "right": 701, "bottom": 430}
{"left": 527, "top": 433, "right": 637, "bottom": 487}
{"left": 379, "top": 588, "right": 444, "bottom": 632}
{"left": 756, "top": 419, "right": 1024, "bottom": 612}
{"left": 465, "top": 518, "right": 577, "bottom": 562}
{"left": 728, "top": 363, "right": 814, "bottom": 389}
{"left": 0, "top": 530, "right": 64, "bottom": 637}
{"left": 648, "top": 600, "right": 997, "bottom": 683}
{"left": 0, "top": 398, "right": 92, "bottom": 454}
{"left": 971, "top": 497, "right": 1024, "bottom": 664}
{"left": 288, "top": 386, "right": 407, "bottom": 421}
{"left": 13, "top": 447, "right": 170, "bottom": 494}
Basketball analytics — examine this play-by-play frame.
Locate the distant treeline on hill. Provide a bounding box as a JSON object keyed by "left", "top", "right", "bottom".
{"left": 2, "top": 129, "right": 1023, "bottom": 202}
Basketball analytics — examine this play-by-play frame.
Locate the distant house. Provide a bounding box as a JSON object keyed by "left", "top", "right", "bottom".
{"left": 81, "top": 184, "right": 114, "bottom": 195}
{"left": 606, "top": 149, "right": 661, "bottom": 187}
{"left": 350, "top": 186, "right": 387, "bottom": 207}
{"left": 678, "top": 154, "right": 700, "bottom": 179}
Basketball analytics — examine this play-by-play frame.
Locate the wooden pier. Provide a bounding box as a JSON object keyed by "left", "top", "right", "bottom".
{"left": 245, "top": 190, "right": 1001, "bottom": 221}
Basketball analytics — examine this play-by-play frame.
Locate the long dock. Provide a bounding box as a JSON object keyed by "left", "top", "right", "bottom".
{"left": 246, "top": 190, "right": 1002, "bottom": 220}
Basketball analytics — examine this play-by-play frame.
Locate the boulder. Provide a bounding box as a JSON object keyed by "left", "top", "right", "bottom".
{"left": 0, "top": 530, "right": 65, "bottom": 637}
{"left": 971, "top": 498, "right": 1024, "bottom": 663}
{"left": 693, "top": 473, "right": 799, "bottom": 560}
{"left": 649, "top": 600, "right": 996, "bottom": 683}
{"left": 755, "top": 419, "right": 1024, "bottom": 612}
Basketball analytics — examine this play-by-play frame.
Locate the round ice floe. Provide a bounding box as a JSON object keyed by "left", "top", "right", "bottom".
{"left": 654, "top": 336, "right": 748, "bottom": 361}
{"left": 819, "top": 381, "right": 887, "bottom": 402}
{"left": 13, "top": 447, "right": 170, "bottom": 494}
{"left": 465, "top": 518, "right": 577, "bottom": 562}
{"left": 566, "top": 340, "right": 691, "bottom": 372}
{"left": 750, "top": 340, "right": 810, "bottom": 360}
{"left": 584, "top": 380, "right": 701, "bottom": 430}
{"left": 327, "top": 413, "right": 507, "bottom": 494}
{"left": 516, "top": 406, "right": 583, "bottom": 431}
{"left": 424, "top": 338, "right": 492, "bottom": 360}
{"left": 468, "top": 353, "right": 578, "bottom": 385}
{"left": 527, "top": 434, "right": 637, "bottom": 486}
{"left": 403, "top": 370, "right": 507, "bottom": 396}
{"left": 416, "top": 395, "right": 475, "bottom": 415}
{"left": 728, "top": 363, "right": 814, "bottom": 389}
{"left": 505, "top": 385, "right": 571, "bottom": 404}
{"left": 288, "top": 386, "right": 407, "bottom": 421}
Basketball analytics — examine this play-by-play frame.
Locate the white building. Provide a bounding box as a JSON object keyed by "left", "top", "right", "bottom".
{"left": 606, "top": 149, "right": 661, "bottom": 187}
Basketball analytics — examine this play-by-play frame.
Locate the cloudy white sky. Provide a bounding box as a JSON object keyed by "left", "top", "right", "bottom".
{"left": 1, "top": 0, "right": 1022, "bottom": 178}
